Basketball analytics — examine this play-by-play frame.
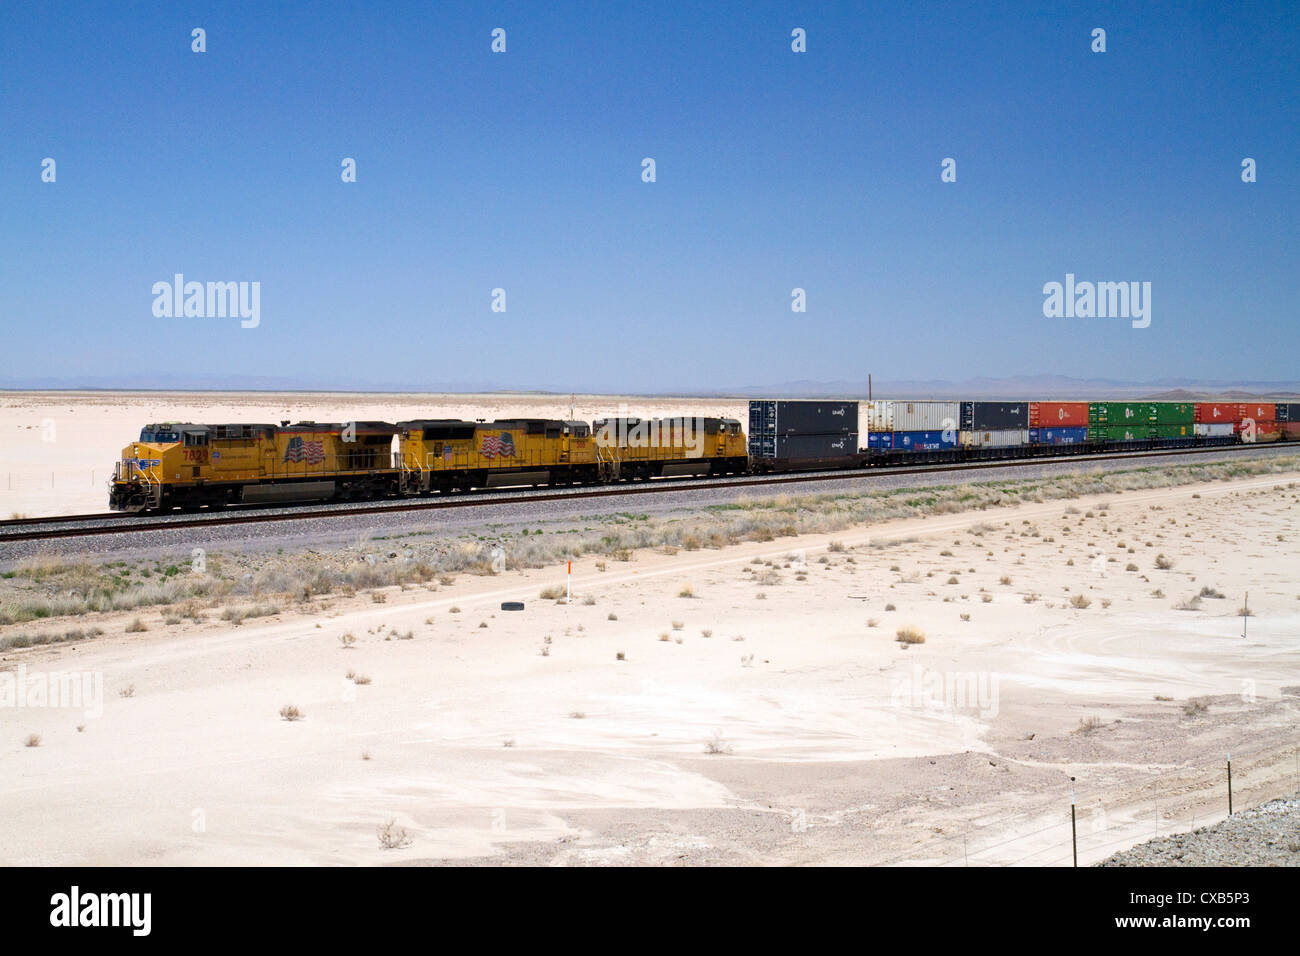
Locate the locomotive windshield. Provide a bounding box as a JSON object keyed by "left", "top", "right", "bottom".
{"left": 139, "top": 428, "right": 179, "bottom": 443}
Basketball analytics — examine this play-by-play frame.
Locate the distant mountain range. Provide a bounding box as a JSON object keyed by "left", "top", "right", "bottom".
{"left": 3, "top": 372, "right": 1299, "bottom": 400}
{"left": 718, "top": 375, "right": 1300, "bottom": 400}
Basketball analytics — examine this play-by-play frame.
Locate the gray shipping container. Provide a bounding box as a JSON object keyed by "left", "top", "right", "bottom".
{"left": 874, "top": 400, "right": 961, "bottom": 434}
{"left": 960, "top": 429, "right": 1030, "bottom": 448}
{"left": 749, "top": 400, "right": 858, "bottom": 439}
{"left": 961, "top": 401, "right": 1029, "bottom": 430}
{"left": 751, "top": 432, "right": 859, "bottom": 460}
{"left": 1194, "top": 423, "right": 1235, "bottom": 437}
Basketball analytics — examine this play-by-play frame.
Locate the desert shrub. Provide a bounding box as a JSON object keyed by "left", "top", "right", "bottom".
{"left": 895, "top": 626, "right": 926, "bottom": 644}
{"left": 377, "top": 820, "right": 411, "bottom": 849}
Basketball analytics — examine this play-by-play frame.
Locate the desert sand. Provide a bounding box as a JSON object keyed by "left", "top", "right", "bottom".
{"left": 1, "top": 469, "right": 1297, "bottom": 866}
{"left": 0, "top": 391, "right": 751, "bottom": 517}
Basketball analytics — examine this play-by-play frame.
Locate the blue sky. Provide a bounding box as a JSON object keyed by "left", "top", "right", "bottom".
{"left": 1, "top": 1, "right": 1297, "bottom": 392}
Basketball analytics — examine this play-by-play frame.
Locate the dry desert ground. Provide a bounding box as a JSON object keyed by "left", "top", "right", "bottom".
{"left": 1, "top": 464, "right": 1298, "bottom": 866}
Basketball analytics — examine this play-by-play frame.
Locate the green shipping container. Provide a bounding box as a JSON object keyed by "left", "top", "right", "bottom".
{"left": 1150, "top": 402, "right": 1194, "bottom": 425}
{"left": 1090, "top": 424, "right": 1152, "bottom": 441}
{"left": 1089, "top": 402, "right": 1195, "bottom": 425}
{"left": 1089, "top": 402, "right": 1155, "bottom": 425}
{"left": 1089, "top": 424, "right": 1192, "bottom": 441}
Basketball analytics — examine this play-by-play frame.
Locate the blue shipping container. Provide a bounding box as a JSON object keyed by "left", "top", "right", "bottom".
{"left": 1030, "top": 427, "right": 1089, "bottom": 445}
{"left": 869, "top": 430, "right": 957, "bottom": 451}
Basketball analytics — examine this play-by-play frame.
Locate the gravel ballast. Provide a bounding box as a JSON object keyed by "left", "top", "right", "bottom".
{"left": 1099, "top": 794, "right": 1300, "bottom": 866}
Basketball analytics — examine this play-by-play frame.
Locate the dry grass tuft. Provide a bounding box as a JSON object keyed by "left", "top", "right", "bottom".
{"left": 895, "top": 625, "right": 926, "bottom": 645}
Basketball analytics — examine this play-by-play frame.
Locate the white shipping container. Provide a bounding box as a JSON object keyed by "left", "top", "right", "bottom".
{"left": 876, "top": 401, "right": 960, "bottom": 433}
{"left": 1194, "top": 423, "right": 1234, "bottom": 437}
{"left": 960, "top": 429, "right": 1030, "bottom": 448}
{"left": 865, "top": 400, "right": 893, "bottom": 433}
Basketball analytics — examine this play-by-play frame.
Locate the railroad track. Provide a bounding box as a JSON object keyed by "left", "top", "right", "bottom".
{"left": 0, "top": 441, "right": 1294, "bottom": 544}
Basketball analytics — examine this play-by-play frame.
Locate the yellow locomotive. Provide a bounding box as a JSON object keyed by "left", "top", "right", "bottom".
{"left": 110, "top": 414, "right": 749, "bottom": 511}
{"left": 109, "top": 421, "right": 400, "bottom": 512}
{"left": 397, "top": 419, "right": 598, "bottom": 493}
{"left": 592, "top": 416, "right": 747, "bottom": 480}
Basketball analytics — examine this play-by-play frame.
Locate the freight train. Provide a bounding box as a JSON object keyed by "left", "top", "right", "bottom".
{"left": 108, "top": 399, "right": 1300, "bottom": 512}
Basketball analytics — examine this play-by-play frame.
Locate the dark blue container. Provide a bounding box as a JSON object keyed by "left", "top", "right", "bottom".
{"left": 1030, "top": 426, "right": 1089, "bottom": 445}
{"left": 894, "top": 430, "right": 957, "bottom": 451}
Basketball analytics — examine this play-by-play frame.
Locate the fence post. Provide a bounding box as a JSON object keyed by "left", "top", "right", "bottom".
{"left": 1070, "top": 778, "right": 1078, "bottom": 867}
{"left": 1227, "top": 753, "right": 1233, "bottom": 816}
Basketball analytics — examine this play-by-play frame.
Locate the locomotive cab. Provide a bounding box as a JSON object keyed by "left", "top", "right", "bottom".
{"left": 109, "top": 424, "right": 189, "bottom": 512}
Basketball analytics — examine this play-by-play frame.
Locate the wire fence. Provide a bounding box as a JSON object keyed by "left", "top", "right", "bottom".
{"left": 868, "top": 745, "right": 1300, "bottom": 867}
{"left": 2, "top": 471, "right": 105, "bottom": 492}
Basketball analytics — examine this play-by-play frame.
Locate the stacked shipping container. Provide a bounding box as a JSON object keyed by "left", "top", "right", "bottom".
{"left": 958, "top": 401, "right": 1029, "bottom": 448}
{"left": 1236, "top": 401, "right": 1280, "bottom": 442}
{"left": 1194, "top": 402, "right": 1244, "bottom": 438}
{"left": 748, "top": 400, "right": 859, "bottom": 460}
{"left": 1088, "top": 402, "right": 1193, "bottom": 440}
{"left": 865, "top": 401, "right": 958, "bottom": 450}
{"left": 1028, "top": 402, "right": 1089, "bottom": 445}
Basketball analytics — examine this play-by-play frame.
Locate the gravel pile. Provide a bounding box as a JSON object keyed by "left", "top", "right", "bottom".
{"left": 1098, "top": 794, "right": 1300, "bottom": 866}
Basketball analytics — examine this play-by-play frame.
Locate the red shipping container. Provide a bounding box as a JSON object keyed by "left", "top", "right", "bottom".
{"left": 1193, "top": 402, "right": 1244, "bottom": 423}
{"left": 1236, "top": 420, "right": 1281, "bottom": 442}
{"left": 1285, "top": 422, "right": 1300, "bottom": 440}
{"left": 1241, "top": 402, "right": 1279, "bottom": 422}
{"left": 1029, "top": 401, "right": 1088, "bottom": 427}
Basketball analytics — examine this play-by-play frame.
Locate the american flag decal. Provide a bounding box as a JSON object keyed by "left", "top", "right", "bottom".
{"left": 480, "top": 432, "right": 516, "bottom": 458}
{"left": 283, "top": 437, "right": 326, "bottom": 465}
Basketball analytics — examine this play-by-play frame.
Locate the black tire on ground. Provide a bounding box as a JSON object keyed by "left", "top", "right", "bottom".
{"left": 500, "top": 601, "right": 525, "bottom": 611}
